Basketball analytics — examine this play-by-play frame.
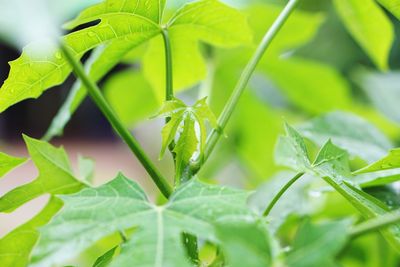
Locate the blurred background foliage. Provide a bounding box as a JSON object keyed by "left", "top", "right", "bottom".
{"left": 1, "top": 0, "right": 400, "bottom": 266}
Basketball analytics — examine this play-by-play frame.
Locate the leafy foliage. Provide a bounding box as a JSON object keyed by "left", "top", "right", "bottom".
{"left": 155, "top": 97, "right": 217, "bottom": 180}
{"left": 0, "top": 136, "right": 84, "bottom": 213}
{"left": 31, "top": 174, "right": 251, "bottom": 266}
{"left": 0, "top": 0, "right": 400, "bottom": 266}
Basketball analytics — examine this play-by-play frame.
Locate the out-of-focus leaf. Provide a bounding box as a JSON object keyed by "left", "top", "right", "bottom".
{"left": 353, "top": 70, "right": 400, "bottom": 125}
{"left": 247, "top": 4, "right": 324, "bottom": 55}
{"left": 235, "top": 93, "right": 281, "bottom": 178}
{"left": 0, "top": 152, "right": 26, "bottom": 178}
{"left": 377, "top": 0, "right": 400, "bottom": 19}
{"left": 216, "top": 219, "right": 272, "bottom": 267}
{"left": 299, "top": 112, "right": 392, "bottom": 163}
{"left": 143, "top": 0, "right": 252, "bottom": 102}
{"left": 333, "top": 0, "right": 393, "bottom": 70}
{"left": 78, "top": 155, "right": 95, "bottom": 184}
{"left": 0, "top": 197, "right": 63, "bottom": 267}
{"left": 355, "top": 169, "right": 400, "bottom": 188}
{"left": 0, "top": 136, "right": 84, "bottom": 212}
{"left": 286, "top": 220, "right": 349, "bottom": 267}
{"left": 249, "top": 171, "right": 315, "bottom": 232}
{"left": 262, "top": 57, "right": 352, "bottom": 114}
{"left": 354, "top": 149, "right": 400, "bottom": 174}
{"left": 31, "top": 174, "right": 251, "bottom": 267}
{"left": 104, "top": 70, "right": 158, "bottom": 127}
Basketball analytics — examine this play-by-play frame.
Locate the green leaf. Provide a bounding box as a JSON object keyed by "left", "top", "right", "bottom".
{"left": 0, "top": 197, "right": 63, "bottom": 267}
{"left": 354, "top": 148, "right": 400, "bottom": 174}
{"left": 355, "top": 169, "right": 400, "bottom": 188}
{"left": 376, "top": 0, "right": 400, "bottom": 19}
{"left": 247, "top": 4, "right": 324, "bottom": 55}
{"left": 275, "top": 125, "right": 400, "bottom": 252}
{"left": 313, "top": 142, "right": 400, "bottom": 252}
{"left": 93, "top": 247, "right": 118, "bottom": 267}
{"left": 274, "top": 123, "right": 311, "bottom": 172}
{"left": 0, "top": 136, "right": 84, "bottom": 212}
{"left": 333, "top": 0, "right": 394, "bottom": 70}
{"left": 104, "top": 70, "right": 159, "bottom": 127}
{"left": 262, "top": 57, "right": 352, "bottom": 114}
{"left": 31, "top": 174, "right": 251, "bottom": 267}
{"left": 299, "top": 112, "right": 392, "bottom": 163}
{"left": 0, "top": 0, "right": 163, "bottom": 113}
{"left": 215, "top": 219, "right": 272, "bottom": 267}
{"left": 156, "top": 97, "right": 217, "bottom": 175}
{"left": 143, "top": 0, "right": 252, "bottom": 102}
{"left": 78, "top": 155, "right": 95, "bottom": 184}
{"left": 286, "top": 220, "right": 349, "bottom": 267}
{"left": 0, "top": 152, "right": 26, "bottom": 178}
{"left": 353, "top": 70, "right": 400, "bottom": 125}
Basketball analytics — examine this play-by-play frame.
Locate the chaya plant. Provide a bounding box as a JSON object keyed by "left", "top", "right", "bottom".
{"left": 0, "top": 0, "right": 400, "bottom": 266}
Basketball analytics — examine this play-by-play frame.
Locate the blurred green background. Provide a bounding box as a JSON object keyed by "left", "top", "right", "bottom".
{"left": 0, "top": 0, "right": 400, "bottom": 266}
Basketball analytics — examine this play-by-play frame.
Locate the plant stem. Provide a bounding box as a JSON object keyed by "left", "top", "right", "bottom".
{"left": 161, "top": 28, "right": 173, "bottom": 101}
{"left": 263, "top": 172, "right": 304, "bottom": 217}
{"left": 199, "top": 0, "right": 300, "bottom": 171}
{"left": 349, "top": 212, "right": 400, "bottom": 238}
{"left": 59, "top": 42, "right": 172, "bottom": 199}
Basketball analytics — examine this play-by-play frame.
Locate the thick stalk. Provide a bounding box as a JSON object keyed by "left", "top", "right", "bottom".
{"left": 199, "top": 0, "right": 300, "bottom": 171}
{"left": 59, "top": 43, "right": 172, "bottom": 198}
{"left": 350, "top": 212, "right": 400, "bottom": 238}
{"left": 263, "top": 172, "right": 304, "bottom": 217}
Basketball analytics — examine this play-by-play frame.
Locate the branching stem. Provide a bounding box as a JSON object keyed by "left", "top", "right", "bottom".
{"left": 263, "top": 172, "right": 304, "bottom": 217}
{"left": 59, "top": 42, "right": 172, "bottom": 199}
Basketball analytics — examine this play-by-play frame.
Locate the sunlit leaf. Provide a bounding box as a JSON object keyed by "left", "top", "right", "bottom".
{"left": 333, "top": 0, "right": 394, "bottom": 70}
{"left": 0, "top": 152, "right": 26, "bottom": 178}
{"left": 0, "top": 197, "right": 63, "bottom": 267}
{"left": 0, "top": 136, "right": 84, "bottom": 212}
{"left": 354, "top": 149, "right": 400, "bottom": 175}
{"left": 31, "top": 174, "right": 251, "bottom": 267}
{"left": 377, "top": 0, "right": 400, "bottom": 19}
{"left": 0, "top": 0, "right": 164, "bottom": 113}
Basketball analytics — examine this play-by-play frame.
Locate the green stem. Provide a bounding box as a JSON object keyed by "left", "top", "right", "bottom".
{"left": 349, "top": 212, "right": 400, "bottom": 238}
{"left": 199, "top": 0, "right": 300, "bottom": 171}
{"left": 59, "top": 42, "right": 172, "bottom": 199}
{"left": 263, "top": 172, "right": 304, "bottom": 217}
{"left": 161, "top": 27, "right": 173, "bottom": 101}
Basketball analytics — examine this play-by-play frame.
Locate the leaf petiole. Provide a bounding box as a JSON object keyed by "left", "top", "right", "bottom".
{"left": 59, "top": 42, "right": 172, "bottom": 199}
{"left": 350, "top": 212, "right": 400, "bottom": 238}
{"left": 263, "top": 172, "right": 305, "bottom": 217}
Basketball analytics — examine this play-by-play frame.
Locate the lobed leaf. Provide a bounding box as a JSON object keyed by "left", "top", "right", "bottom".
{"left": 0, "top": 136, "right": 84, "bottom": 212}
{"left": 31, "top": 174, "right": 251, "bottom": 267}
{"left": 0, "top": 0, "right": 163, "bottom": 113}
{"left": 0, "top": 152, "right": 26, "bottom": 178}
{"left": 275, "top": 124, "right": 400, "bottom": 252}
{"left": 0, "top": 197, "right": 63, "bottom": 267}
